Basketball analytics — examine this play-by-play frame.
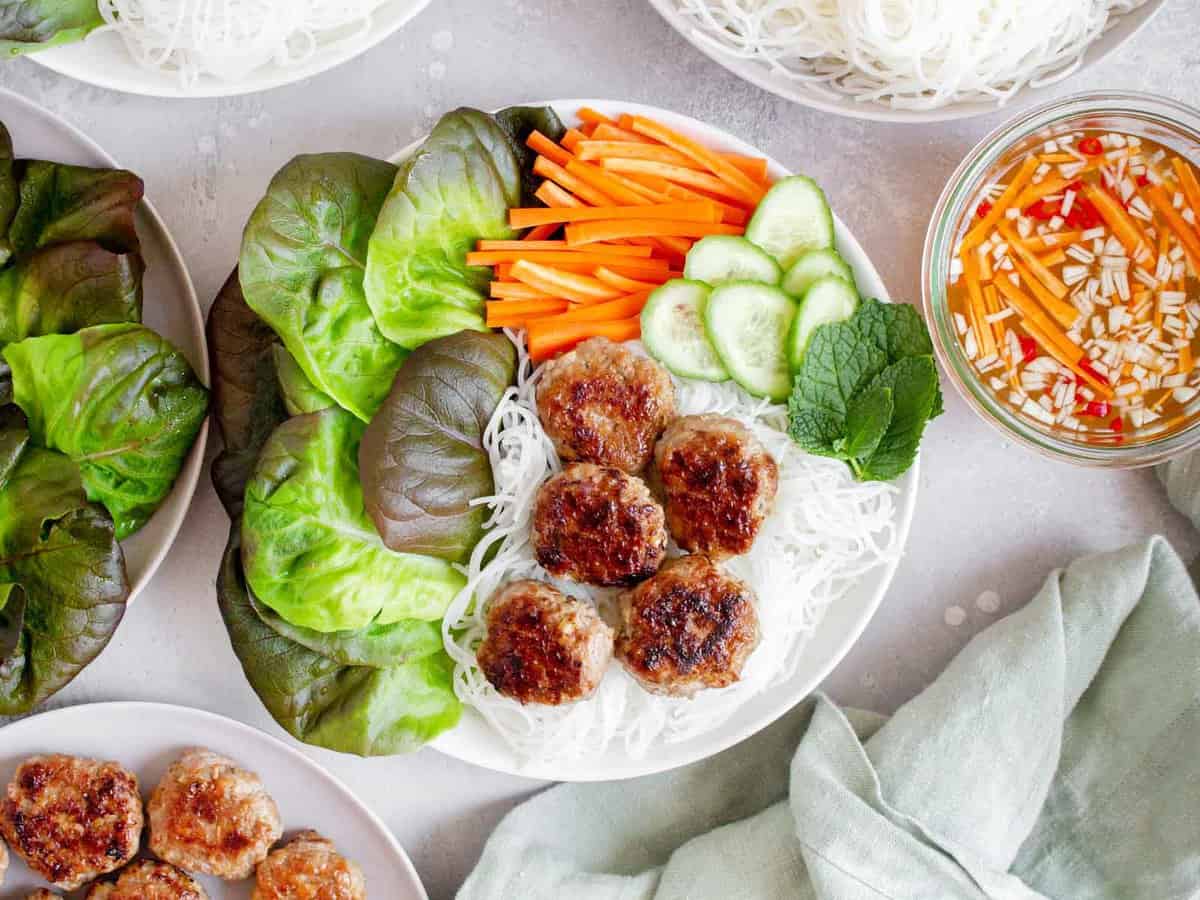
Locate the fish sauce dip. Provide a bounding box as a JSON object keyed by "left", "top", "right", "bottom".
{"left": 947, "top": 129, "right": 1200, "bottom": 448}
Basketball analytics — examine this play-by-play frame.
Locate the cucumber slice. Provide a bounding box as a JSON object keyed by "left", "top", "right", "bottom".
{"left": 781, "top": 248, "right": 855, "bottom": 298}
{"left": 703, "top": 282, "right": 797, "bottom": 401}
{"left": 641, "top": 279, "right": 729, "bottom": 381}
{"left": 684, "top": 235, "right": 782, "bottom": 286}
{"left": 787, "top": 276, "right": 860, "bottom": 370}
{"left": 745, "top": 175, "right": 835, "bottom": 270}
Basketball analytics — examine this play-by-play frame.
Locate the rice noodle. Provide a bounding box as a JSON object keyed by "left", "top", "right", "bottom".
{"left": 441, "top": 331, "right": 901, "bottom": 766}
{"left": 96, "top": 0, "right": 388, "bottom": 89}
{"left": 669, "top": 0, "right": 1152, "bottom": 111}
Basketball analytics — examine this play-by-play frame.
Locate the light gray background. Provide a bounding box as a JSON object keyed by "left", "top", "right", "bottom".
{"left": 2, "top": 2, "right": 1198, "bottom": 897}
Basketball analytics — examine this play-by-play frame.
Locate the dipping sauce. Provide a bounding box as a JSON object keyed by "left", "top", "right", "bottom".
{"left": 948, "top": 129, "right": 1200, "bottom": 443}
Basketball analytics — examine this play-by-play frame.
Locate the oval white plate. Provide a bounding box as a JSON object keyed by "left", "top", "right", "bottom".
{"left": 645, "top": 0, "right": 1166, "bottom": 123}
{"left": 0, "top": 88, "right": 209, "bottom": 602}
{"left": 0, "top": 702, "right": 427, "bottom": 898}
{"left": 422, "top": 99, "right": 919, "bottom": 781}
{"left": 29, "top": 0, "right": 432, "bottom": 99}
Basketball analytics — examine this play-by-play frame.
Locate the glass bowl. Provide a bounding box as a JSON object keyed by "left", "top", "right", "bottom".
{"left": 923, "top": 91, "right": 1200, "bottom": 467}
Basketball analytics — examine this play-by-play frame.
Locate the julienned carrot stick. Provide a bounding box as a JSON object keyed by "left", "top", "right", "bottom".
{"left": 561, "top": 129, "right": 587, "bottom": 152}
{"left": 510, "top": 201, "right": 718, "bottom": 229}
{"left": 577, "top": 107, "right": 615, "bottom": 127}
{"left": 536, "top": 181, "right": 585, "bottom": 210}
{"left": 1013, "top": 162, "right": 1101, "bottom": 208}
{"left": 526, "top": 131, "right": 572, "bottom": 168}
{"left": 960, "top": 249, "right": 994, "bottom": 357}
{"left": 565, "top": 159, "right": 647, "bottom": 206}
{"left": 537, "top": 291, "right": 651, "bottom": 324}
{"left": 628, "top": 115, "right": 765, "bottom": 204}
{"left": 658, "top": 181, "right": 749, "bottom": 226}
{"left": 522, "top": 224, "right": 559, "bottom": 241}
{"left": 1084, "top": 184, "right": 1155, "bottom": 266}
{"left": 533, "top": 156, "right": 614, "bottom": 207}
{"left": 1172, "top": 158, "right": 1200, "bottom": 232}
{"left": 998, "top": 223, "right": 1070, "bottom": 300}
{"left": 962, "top": 155, "right": 1041, "bottom": 251}
{"left": 510, "top": 260, "right": 624, "bottom": 304}
{"left": 467, "top": 250, "right": 670, "bottom": 272}
{"left": 486, "top": 298, "right": 570, "bottom": 323}
{"left": 576, "top": 141, "right": 769, "bottom": 183}
{"left": 490, "top": 281, "right": 555, "bottom": 300}
{"left": 1009, "top": 257, "right": 1077, "bottom": 329}
{"left": 591, "top": 123, "right": 655, "bottom": 144}
{"left": 565, "top": 219, "right": 742, "bottom": 246}
{"left": 477, "top": 240, "right": 653, "bottom": 257}
{"left": 1145, "top": 185, "right": 1200, "bottom": 271}
{"left": 594, "top": 267, "right": 670, "bottom": 291}
{"left": 599, "top": 157, "right": 754, "bottom": 206}
{"left": 527, "top": 317, "right": 642, "bottom": 362}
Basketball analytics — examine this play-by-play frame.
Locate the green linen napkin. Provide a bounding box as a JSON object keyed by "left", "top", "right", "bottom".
{"left": 458, "top": 536, "right": 1200, "bottom": 899}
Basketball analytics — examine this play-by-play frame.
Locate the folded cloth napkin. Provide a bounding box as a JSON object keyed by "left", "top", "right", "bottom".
{"left": 458, "top": 536, "right": 1200, "bottom": 900}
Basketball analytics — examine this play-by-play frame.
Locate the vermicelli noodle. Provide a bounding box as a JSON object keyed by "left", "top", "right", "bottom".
{"left": 97, "top": 0, "right": 388, "bottom": 89}
{"left": 670, "top": 0, "right": 1152, "bottom": 110}
{"left": 441, "top": 331, "right": 902, "bottom": 766}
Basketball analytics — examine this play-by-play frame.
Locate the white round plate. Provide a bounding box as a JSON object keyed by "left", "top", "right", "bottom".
{"left": 29, "top": 0, "right": 432, "bottom": 99}
{"left": 0, "top": 88, "right": 208, "bottom": 602}
{"left": 426, "top": 99, "right": 919, "bottom": 781}
{"left": 645, "top": 0, "right": 1166, "bottom": 123}
{"left": 0, "top": 702, "right": 427, "bottom": 898}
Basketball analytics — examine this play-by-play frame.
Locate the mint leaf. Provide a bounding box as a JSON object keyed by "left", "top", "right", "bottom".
{"left": 789, "top": 319, "right": 887, "bottom": 419}
{"left": 858, "top": 356, "right": 939, "bottom": 482}
{"left": 788, "top": 407, "right": 846, "bottom": 457}
{"left": 852, "top": 299, "right": 943, "bottom": 419}
{"left": 840, "top": 384, "right": 893, "bottom": 465}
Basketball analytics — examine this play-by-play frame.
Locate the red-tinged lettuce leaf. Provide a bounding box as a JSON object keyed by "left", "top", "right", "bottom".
{"left": 0, "top": 240, "right": 143, "bottom": 345}
{"left": 8, "top": 159, "right": 143, "bottom": 256}
{"left": 0, "top": 123, "right": 14, "bottom": 266}
{"left": 0, "top": 429, "right": 128, "bottom": 715}
{"left": 359, "top": 330, "right": 515, "bottom": 563}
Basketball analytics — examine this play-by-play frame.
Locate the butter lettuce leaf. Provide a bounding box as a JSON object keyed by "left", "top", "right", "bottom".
{"left": 0, "top": 1, "right": 104, "bottom": 58}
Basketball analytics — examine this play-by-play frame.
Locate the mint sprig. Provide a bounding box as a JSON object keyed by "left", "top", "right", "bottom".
{"left": 787, "top": 299, "right": 941, "bottom": 482}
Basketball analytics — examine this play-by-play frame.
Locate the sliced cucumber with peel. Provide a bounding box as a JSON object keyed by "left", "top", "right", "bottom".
{"left": 745, "top": 175, "right": 835, "bottom": 270}
{"left": 703, "top": 282, "right": 797, "bottom": 401}
{"left": 782, "top": 248, "right": 855, "bottom": 298}
{"left": 684, "top": 235, "right": 782, "bottom": 286}
{"left": 787, "top": 276, "right": 860, "bottom": 370}
{"left": 641, "top": 279, "right": 729, "bottom": 381}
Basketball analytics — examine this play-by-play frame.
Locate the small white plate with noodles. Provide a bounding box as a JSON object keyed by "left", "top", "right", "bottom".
{"left": 646, "top": 0, "right": 1166, "bottom": 123}
{"left": 427, "top": 100, "right": 919, "bottom": 782}
{"left": 27, "top": 0, "right": 432, "bottom": 98}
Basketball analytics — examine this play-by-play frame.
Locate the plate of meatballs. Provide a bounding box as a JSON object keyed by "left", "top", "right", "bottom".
{"left": 0, "top": 702, "right": 426, "bottom": 898}
{"left": 431, "top": 97, "right": 917, "bottom": 784}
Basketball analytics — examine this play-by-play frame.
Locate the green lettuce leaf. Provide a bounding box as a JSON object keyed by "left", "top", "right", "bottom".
{"left": 239, "top": 153, "right": 406, "bottom": 421}
{"left": 8, "top": 160, "right": 142, "bottom": 256}
{"left": 272, "top": 344, "right": 333, "bottom": 416}
{"left": 218, "top": 525, "right": 461, "bottom": 756}
{"left": 0, "top": 1, "right": 104, "bottom": 58}
{"left": 3, "top": 323, "right": 209, "bottom": 538}
{"left": 364, "top": 108, "right": 521, "bottom": 350}
{"left": 359, "top": 330, "right": 515, "bottom": 562}
{"left": 0, "top": 123, "right": 14, "bottom": 266}
{"left": 0, "top": 241, "right": 143, "bottom": 345}
{"left": 241, "top": 407, "right": 465, "bottom": 633}
{"left": 0, "top": 424, "right": 127, "bottom": 715}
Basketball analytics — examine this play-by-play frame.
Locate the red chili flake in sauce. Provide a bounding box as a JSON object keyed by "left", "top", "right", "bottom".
{"left": 976, "top": 200, "right": 993, "bottom": 219}
{"left": 1025, "top": 199, "right": 1058, "bottom": 221}
{"left": 1111, "top": 417, "right": 1125, "bottom": 433}
{"left": 1085, "top": 400, "right": 1111, "bottom": 418}
{"left": 1137, "top": 174, "right": 1150, "bottom": 187}
{"left": 1019, "top": 336, "right": 1038, "bottom": 363}
{"left": 1077, "top": 357, "right": 1108, "bottom": 385}
{"left": 1078, "top": 137, "right": 1104, "bottom": 155}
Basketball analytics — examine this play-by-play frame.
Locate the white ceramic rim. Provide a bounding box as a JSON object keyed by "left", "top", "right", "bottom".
{"left": 28, "top": 0, "right": 433, "bottom": 99}
{"left": 0, "top": 701, "right": 429, "bottom": 899}
{"left": 0, "top": 86, "right": 209, "bottom": 603}
{"left": 644, "top": 0, "right": 1167, "bottom": 124}
{"left": 418, "top": 99, "right": 919, "bottom": 781}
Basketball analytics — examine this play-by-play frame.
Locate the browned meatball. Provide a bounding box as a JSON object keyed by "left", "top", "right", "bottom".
{"left": 533, "top": 463, "right": 667, "bottom": 586}
{"left": 616, "top": 555, "right": 760, "bottom": 697}
{"left": 84, "top": 859, "right": 209, "bottom": 899}
{"left": 147, "top": 748, "right": 282, "bottom": 880}
{"left": 654, "top": 415, "right": 778, "bottom": 560}
{"left": 0, "top": 755, "right": 142, "bottom": 890}
{"left": 253, "top": 830, "right": 366, "bottom": 900}
{"left": 537, "top": 337, "right": 676, "bottom": 473}
{"left": 477, "top": 580, "right": 614, "bottom": 705}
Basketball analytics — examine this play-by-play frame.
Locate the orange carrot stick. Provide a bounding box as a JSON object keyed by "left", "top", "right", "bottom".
{"left": 467, "top": 250, "right": 669, "bottom": 273}
{"left": 477, "top": 239, "right": 652, "bottom": 257}
{"left": 565, "top": 159, "right": 648, "bottom": 206}
{"left": 527, "top": 317, "right": 642, "bottom": 362}
{"left": 565, "top": 219, "right": 742, "bottom": 246}
{"left": 510, "top": 201, "right": 718, "bottom": 229}
{"left": 591, "top": 122, "right": 655, "bottom": 144}
{"left": 658, "top": 182, "right": 749, "bottom": 226}
{"left": 961, "top": 156, "right": 1041, "bottom": 251}
{"left": 536, "top": 291, "right": 651, "bottom": 324}
{"left": 1146, "top": 184, "right": 1200, "bottom": 271}
{"left": 489, "top": 282, "right": 556, "bottom": 301}
{"left": 522, "top": 223, "right": 560, "bottom": 241}
{"left": 561, "top": 129, "right": 587, "bottom": 152}
{"left": 486, "top": 299, "right": 570, "bottom": 324}
{"left": 1084, "top": 184, "right": 1155, "bottom": 266}
{"left": 593, "top": 267, "right": 672, "bottom": 291}
{"left": 536, "top": 180, "right": 586, "bottom": 210}
{"left": 1009, "top": 258, "right": 1078, "bottom": 329}
{"left": 510, "top": 260, "right": 625, "bottom": 304}
{"left": 576, "top": 107, "right": 616, "bottom": 127}
{"left": 998, "top": 222, "right": 1070, "bottom": 300}
{"left": 599, "top": 157, "right": 754, "bottom": 206}
{"left": 627, "top": 115, "right": 765, "bottom": 204}
{"left": 526, "top": 131, "right": 572, "bottom": 168}
{"left": 576, "top": 141, "right": 769, "bottom": 182}
{"left": 533, "top": 156, "right": 615, "bottom": 207}
{"left": 960, "top": 249, "right": 995, "bottom": 357}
